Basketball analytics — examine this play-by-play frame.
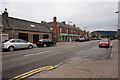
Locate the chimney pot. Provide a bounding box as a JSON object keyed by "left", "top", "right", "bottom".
{"left": 73, "top": 24, "right": 75, "bottom": 27}
{"left": 4, "top": 8, "right": 8, "bottom": 13}
{"left": 61, "top": 21, "right": 65, "bottom": 24}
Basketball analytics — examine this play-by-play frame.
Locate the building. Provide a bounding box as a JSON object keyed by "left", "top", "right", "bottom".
{"left": 44, "top": 17, "right": 84, "bottom": 42}
{"left": 115, "top": 1, "right": 120, "bottom": 38}
{"left": 1, "top": 8, "right": 52, "bottom": 43}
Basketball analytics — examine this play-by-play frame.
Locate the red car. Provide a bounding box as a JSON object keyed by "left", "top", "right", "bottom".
{"left": 78, "top": 38, "right": 85, "bottom": 42}
{"left": 99, "top": 39, "right": 110, "bottom": 48}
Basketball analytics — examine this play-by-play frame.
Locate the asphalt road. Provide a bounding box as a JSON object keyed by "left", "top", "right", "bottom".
{"left": 2, "top": 40, "right": 111, "bottom": 79}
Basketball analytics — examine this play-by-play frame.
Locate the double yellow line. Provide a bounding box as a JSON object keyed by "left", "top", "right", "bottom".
{"left": 9, "top": 66, "right": 55, "bottom": 80}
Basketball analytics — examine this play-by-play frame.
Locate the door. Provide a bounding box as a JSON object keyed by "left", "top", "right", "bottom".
{"left": 33, "top": 34, "right": 39, "bottom": 44}
{"left": 10, "top": 39, "right": 21, "bottom": 49}
{"left": 19, "top": 39, "right": 28, "bottom": 48}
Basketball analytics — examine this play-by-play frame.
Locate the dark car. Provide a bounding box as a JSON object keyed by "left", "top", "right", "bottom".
{"left": 36, "top": 39, "right": 56, "bottom": 47}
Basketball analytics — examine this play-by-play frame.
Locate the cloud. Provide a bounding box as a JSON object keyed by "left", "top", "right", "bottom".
{"left": 0, "top": 1, "right": 118, "bottom": 32}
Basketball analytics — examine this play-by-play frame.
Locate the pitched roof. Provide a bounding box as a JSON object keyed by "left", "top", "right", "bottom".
{"left": 3, "top": 16, "right": 51, "bottom": 33}
{"left": 0, "top": 15, "right": 2, "bottom": 22}
{"left": 44, "top": 22, "right": 82, "bottom": 31}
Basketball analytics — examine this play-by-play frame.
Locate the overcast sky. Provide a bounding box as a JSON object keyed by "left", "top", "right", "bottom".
{"left": 0, "top": 0, "right": 119, "bottom": 32}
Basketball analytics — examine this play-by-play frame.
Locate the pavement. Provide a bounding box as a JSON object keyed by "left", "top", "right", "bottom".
{"left": 31, "top": 40, "right": 118, "bottom": 78}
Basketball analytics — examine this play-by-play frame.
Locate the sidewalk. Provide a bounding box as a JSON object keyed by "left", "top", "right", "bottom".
{"left": 31, "top": 40, "right": 118, "bottom": 78}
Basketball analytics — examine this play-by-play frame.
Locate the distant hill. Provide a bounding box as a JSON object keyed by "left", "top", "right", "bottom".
{"left": 91, "top": 31, "right": 116, "bottom": 35}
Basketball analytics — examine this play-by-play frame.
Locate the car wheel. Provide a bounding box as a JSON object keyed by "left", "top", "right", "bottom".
{"left": 8, "top": 46, "right": 15, "bottom": 51}
{"left": 99, "top": 46, "right": 101, "bottom": 48}
{"left": 53, "top": 43, "right": 56, "bottom": 46}
{"left": 43, "top": 44, "right": 47, "bottom": 47}
{"left": 28, "top": 45, "right": 33, "bottom": 49}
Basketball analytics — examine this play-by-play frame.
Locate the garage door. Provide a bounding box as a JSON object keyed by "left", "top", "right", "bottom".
{"left": 18, "top": 33, "right": 28, "bottom": 41}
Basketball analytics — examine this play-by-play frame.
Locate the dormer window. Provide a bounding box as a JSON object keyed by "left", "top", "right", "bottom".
{"left": 30, "top": 24, "right": 35, "bottom": 28}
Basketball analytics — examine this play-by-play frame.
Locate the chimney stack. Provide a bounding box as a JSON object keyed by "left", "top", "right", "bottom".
{"left": 61, "top": 21, "right": 65, "bottom": 24}
{"left": 2, "top": 8, "right": 8, "bottom": 21}
{"left": 52, "top": 16, "right": 57, "bottom": 41}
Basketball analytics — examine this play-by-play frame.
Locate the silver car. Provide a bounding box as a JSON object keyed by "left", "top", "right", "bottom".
{"left": 2, "top": 39, "right": 33, "bottom": 51}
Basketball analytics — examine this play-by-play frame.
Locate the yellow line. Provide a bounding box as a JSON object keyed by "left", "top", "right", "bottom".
{"left": 17, "top": 66, "right": 54, "bottom": 80}
{"left": 9, "top": 66, "right": 54, "bottom": 80}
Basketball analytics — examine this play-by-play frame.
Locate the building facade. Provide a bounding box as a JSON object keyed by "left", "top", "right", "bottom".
{"left": 44, "top": 17, "right": 84, "bottom": 42}
{"left": 1, "top": 8, "right": 52, "bottom": 43}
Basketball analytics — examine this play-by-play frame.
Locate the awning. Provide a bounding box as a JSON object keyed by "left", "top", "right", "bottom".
{"left": 60, "top": 33, "right": 80, "bottom": 37}
{"left": 60, "top": 33, "right": 68, "bottom": 36}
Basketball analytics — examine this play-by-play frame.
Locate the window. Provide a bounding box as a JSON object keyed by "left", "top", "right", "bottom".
{"left": 19, "top": 39, "right": 27, "bottom": 43}
{"left": 30, "top": 24, "right": 35, "bottom": 28}
{"left": 11, "top": 39, "right": 20, "bottom": 43}
{"left": 60, "top": 28, "right": 62, "bottom": 33}
{"left": 66, "top": 29, "right": 68, "bottom": 33}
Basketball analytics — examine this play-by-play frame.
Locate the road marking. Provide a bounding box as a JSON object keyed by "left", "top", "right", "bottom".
{"left": 24, "top": 50, "right": 54, "bottom": 57}
{"left": 9, "top": 66, "right": 55, "bottom": 80}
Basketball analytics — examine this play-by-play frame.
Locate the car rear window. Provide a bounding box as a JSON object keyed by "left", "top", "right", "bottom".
{"left": 2, "top": 40, "right": 9, "bottom": 43}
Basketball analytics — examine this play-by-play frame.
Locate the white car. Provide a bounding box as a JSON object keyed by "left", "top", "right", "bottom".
{"left": 2, "top": 39, "right": 33, "bottom": 51}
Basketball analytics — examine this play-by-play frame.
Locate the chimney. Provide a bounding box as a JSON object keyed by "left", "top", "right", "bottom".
{"left": 73, "top": 24, "right": 75, "bottom": 27}
{"left": 2, "top": 8, "right": 8, "bottom": 21}
{"left": 61, "top": 21, "right": 65, "bottom": 24}
{"left": 53, "top": 16, "right": 56, "bottom": 23}
{"left": 41, "top": 20, "right": 46, "bottom": 24}
{"left": 52, "top": 16, "right": 57, "bottom": 41}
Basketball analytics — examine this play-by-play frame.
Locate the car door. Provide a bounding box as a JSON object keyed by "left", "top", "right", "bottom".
{"left": 48, "top": 39, "right": 52, "bottom": 46}
{"left": 10, "top": 39, "right": 21, "bottom": 49}
{"left": 19, "top": 39, "right": 28, "bottom": 48}
{"left": 44, "top": 39, "right": 49, "bottom": 46}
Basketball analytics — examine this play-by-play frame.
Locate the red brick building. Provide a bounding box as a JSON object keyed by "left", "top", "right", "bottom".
{"left": 44, "top": 17, "right": 84, "bottom": 42}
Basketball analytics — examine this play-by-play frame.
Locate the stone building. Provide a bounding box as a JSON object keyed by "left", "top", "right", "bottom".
{"left": 44, "top": 17, "right": 84, "bottom": 42}
{"left": 1, "top": 8, "right": 52, "bottom": 43}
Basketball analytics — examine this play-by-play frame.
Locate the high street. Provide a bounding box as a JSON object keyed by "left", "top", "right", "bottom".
{"left": 2, "top": 40, "right": 111, "bottom": 79}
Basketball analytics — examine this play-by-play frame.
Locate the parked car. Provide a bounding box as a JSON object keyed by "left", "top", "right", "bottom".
{"left": 84, "top": 37, "right": 89, "bottom": 41}
{"left": 99, "top": 39, "right": 110, "bottom": 48}
{"left": 92, "top": 37, "right": 97, "bottom": 40}
{"left": 75, "top": 38, "right": 85, "bottom": 42}
{"left": 36, "top": 39, "right": 56, "bottom": 47}
{"left": 2, "top": 39, "right": 33, "bottom": 51}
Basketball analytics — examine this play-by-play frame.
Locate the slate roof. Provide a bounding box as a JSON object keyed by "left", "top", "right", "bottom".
{"left": 44, "top": 22, "right": 82, "bottom": 31}
{"left": 0, "top": 15, "right": 2, "bottom": 22}
{"left": 0, "top": 15, "right": 3, "bottom": 31}
{"left": 3, "top": 16, "right": 51, "bottom": 33}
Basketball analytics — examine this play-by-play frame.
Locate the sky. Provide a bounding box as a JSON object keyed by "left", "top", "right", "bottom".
{"left": 0, "top": 0, "right": 119, "bottom": 32}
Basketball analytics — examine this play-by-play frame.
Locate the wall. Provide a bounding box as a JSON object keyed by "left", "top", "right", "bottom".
{"left": 2, "top": 29, "right": 52, "bottom": 43}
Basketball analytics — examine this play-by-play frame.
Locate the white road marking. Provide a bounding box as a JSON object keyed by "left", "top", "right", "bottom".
{"left": 24, "top": 50, "right": 54, "bottom": 57}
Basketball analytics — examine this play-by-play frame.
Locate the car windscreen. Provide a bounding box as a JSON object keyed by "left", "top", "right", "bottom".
{"left": 100, "top": 39, "right": 108, "bottom": 42}
{"left": 39, "top": 39, "right": 44, "bottom": 41}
